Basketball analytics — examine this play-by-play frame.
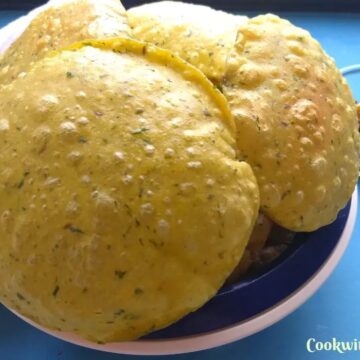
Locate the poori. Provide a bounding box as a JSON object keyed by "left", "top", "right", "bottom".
{"left": 223, "top": 14, "right": 359, "bottom": 230}
{"left": 129, "top": 5, "right": 359, "bottom": 231}
{"left": 128, "top": 1, "right": 247, "bottom": 82}
{"left": 0, "top": 0, "right": 131, "bottom": 84}
{"left": 0, "top": 38, "right": 259, "bottom": 342}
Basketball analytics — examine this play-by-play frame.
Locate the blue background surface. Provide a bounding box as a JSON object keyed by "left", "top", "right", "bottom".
{"left": 1, "top": 10, "right": 360, "bottom": 360}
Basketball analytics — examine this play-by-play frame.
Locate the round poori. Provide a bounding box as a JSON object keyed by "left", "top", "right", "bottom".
{"left": 223, "top": 14, "right": 359, "bottom": 231}
{"left": 0, "top": 0, "right": 131, "bottom": 85}
{"left": 0, "top": 38, "right": 259, "bottom": 342}
{"left": 128, "top": 1, "right": 247, "bottom": 82}
{"left": 128, "top": 6, "right": 359, "bottom": 231}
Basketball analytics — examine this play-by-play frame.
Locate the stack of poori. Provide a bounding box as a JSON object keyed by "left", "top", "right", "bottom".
{"left": 0, "top": 0, "right": 358, "bottom": 343}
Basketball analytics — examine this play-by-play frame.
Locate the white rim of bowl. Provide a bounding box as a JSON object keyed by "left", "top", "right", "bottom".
{"left": 0, "top": 7, "right": 358, "bottom": 356}
{"left": 10, "top": 188, "right": 357, "bottom": 355}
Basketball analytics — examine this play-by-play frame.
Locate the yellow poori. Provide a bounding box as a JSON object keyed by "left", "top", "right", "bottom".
{"left": 129, "top": 6, "right": 359, "bottom": 231}
{"left": 223, "top": 14, "right": 359, "bottom": 231}
{"left": 0, "top": 38, "right": 259, "bottom": 342}
{"left": 0, "top": 0, "right": 130, "bottom": 84}
{"left": 128, "top": 1, "right": 248, "bottom": 82}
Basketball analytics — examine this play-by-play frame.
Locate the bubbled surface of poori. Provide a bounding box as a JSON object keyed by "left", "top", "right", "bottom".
{"left": 0, "top": 38, "right": 259, "bottom": 342}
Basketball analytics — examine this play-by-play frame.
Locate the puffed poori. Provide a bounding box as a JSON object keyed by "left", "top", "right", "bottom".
{"left": 0, "top": 0, "right": 130, "bottom": 85}
{"left": 0, "top": 38, "right": 259, "bottom": 342}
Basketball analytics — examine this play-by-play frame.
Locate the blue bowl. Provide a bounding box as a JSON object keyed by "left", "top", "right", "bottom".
{"left": 0, "top": 7, "right": 358, "bottom": 356}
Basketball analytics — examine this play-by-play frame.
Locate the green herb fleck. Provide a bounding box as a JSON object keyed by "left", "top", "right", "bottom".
{"left": 135, "top": 109, "right": 145, "bottom": 115}
{"left": 124, "top": 203, "right": 132, "bottom": 216}
{"left": 16, "top": 293, "right": 25, "bottom": 301}
{"left": 66, "top": 71, "right": 75, "bottom": 79}
{"left": 131, "top": 127, "right": 149, "bottom": 135}
{"left": 123, "top": 313, "right": 139, "bottom": 320}
{"left": 52, "top": 285, "right": 60, "bottom": 297}
{"left": 281, "top": 190, "right": 291, "bottom": 200}
{"left": 64, "top": 224, "right": 84, "bottom": 234}
{"left": 142, "top": 138, "right": 152, "bottom": 145}
{"left": 78, "top": 136, "right": 88, "bottom": 143}
{"left": 17, "top": 178, "right": 25, "bottom": 189}
{"left": 114, "top": 309, "right": 125, "bottom": 316}
{"left": 16, "top": 171, "right": 30, "bottom": 189}
{"left": 115, "top": 270, "right": 127, "bottom": 279}
{"left": 149, "top": 239, "right": 161, "bottom": 248}
{"left": 134, "top": 288, "right": 144, "bottom": 295}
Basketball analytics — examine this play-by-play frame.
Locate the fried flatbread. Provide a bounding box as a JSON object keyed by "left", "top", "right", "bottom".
{"left": 0, "top": 38, "right": 259, "bottom": 342}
